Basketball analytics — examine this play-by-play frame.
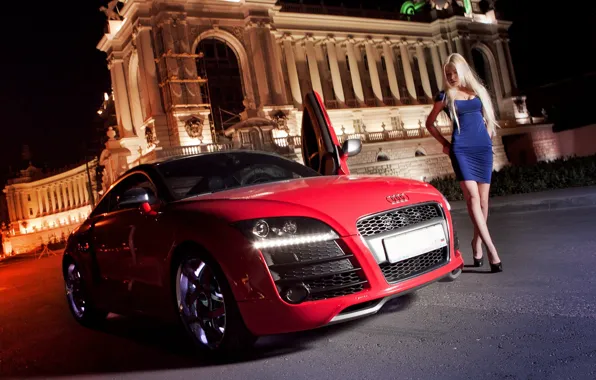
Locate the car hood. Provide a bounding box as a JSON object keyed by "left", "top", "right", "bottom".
{"left": 176, "top": 175, "right": 446, "bottom": 236}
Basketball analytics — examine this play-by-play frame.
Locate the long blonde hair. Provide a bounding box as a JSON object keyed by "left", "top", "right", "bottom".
{"left": 442, "top": 53, "right": 499, "bottom": 137}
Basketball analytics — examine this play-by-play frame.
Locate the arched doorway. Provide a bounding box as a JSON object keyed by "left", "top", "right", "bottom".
{"left": 471, "top": 46, "right": 500, "bottom": 118}
{"left": 196, "top": 38, "right": 244, "bottom": 135}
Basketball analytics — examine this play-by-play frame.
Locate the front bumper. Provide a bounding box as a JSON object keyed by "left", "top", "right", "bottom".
{"left": 238, "top": 229, "right": 464, "bottom": 336}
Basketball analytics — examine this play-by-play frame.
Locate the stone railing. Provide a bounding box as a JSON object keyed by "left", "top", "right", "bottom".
{"left": 337, "top": 126, "right": 452, "bottom": 144}
{"left": 139, "top": 117, "right": 547, "bottom": 165}
{"left": 154, "top": 143, "right": 235, "bottom": 160}
{"left": 148, "top": 127, "right": 454, "bottom": 162}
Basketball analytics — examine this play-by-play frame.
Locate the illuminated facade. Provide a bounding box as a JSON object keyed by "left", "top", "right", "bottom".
{"left": 0, "top": 0, "right": 559, "bottom": 255}
{"left": 94, "top": 0, "right": 548, "bottom": 189}
{"left": 1, "top": 162, "right": 98, "bottom": 254}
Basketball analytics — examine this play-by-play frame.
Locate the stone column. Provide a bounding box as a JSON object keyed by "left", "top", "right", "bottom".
{"left": 71, "top": 180, "right": 79, "bottom": 207}
{"left": 246, "top": 21, "right": 271, "bottom": 106}
{"left": 82, "top": 177, "right": 90, "bottom": 203}
{"left": 325, "top": 37, "right": 345, "bottom": 104}
{"left": 345, "top": 38, "right": 364, "bottom": 104}
{"left": 136, "top": 26, "right": 164, "bottom": 116}
{"left": 75, "top": 177, "right": 82, "bottom": 205}
{"left": 109, "top": 57, "right": 135, "bottom": 137}
{"left": 78, "top": 177, "right": 86, "bottom": 205}
{"left": 15, "top": 192, "right": 22, "bottom": 220}
{"left": 36, "top": 188, "right": 43, "bottom": 216}
{"left": 6, "top": 193, "right": 15, "bottom": 222}
{"left": 43, "top": 187, "right": 50, "bottom": 214}
{"left": 453, "top": 36, "right": 465, "bottom": 56}
{"left": 503, "top": 38, "right": 517, "bottom": 90}
{"left": 382, "top": 39, "right": 400, "bottom": 100}
{"left": 364, "top": 38, "right": 383, "bottom": 103}
{"left": 304, "top": 36, "right": 324, "bottom": 100}
{"left": 415, "top": 42, "right": 432, "bottom": 99}
{"left": 60, "top": 183, "right": 67, "bottom": 210}
{"left": 438, "top": 39, "right": 448, "bottom": 63}
{"left": 19, "top": 192, "right": 28, "bottom": 220}
{"left": 67, "top": 180, "right": 75, "bottom": 208}
{"left": 282, "top": 36, "right": 302, "bottom": 106}
{"left": 399, "top": 40, "right": 417, "bottom": 100}
{"left": 463, "top": 35, "right": 474, "bottom": 65}
{"left": 430, "top": 42, "right": 444, "bottom": 89}
{"left": 495, "top": 38, "right": 512, "bottom": 96}
{"left": 264, "top": 24, "right": 287, "bottom": 105}
{"left": 50, "top": 186, "right": 57, "bottom": 213}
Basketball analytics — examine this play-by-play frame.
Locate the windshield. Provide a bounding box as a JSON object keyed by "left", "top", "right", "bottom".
{"left": 156, "top": 151, "right": 321, "bottom": 200}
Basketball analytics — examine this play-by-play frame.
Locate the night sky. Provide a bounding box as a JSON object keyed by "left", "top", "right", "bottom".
{"left": 1, "top": 0, "right": 594, "bottom": 186}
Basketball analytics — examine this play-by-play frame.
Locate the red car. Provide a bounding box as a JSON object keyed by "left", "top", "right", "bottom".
{"left": 63, "top": 92, "right": 464, "bottom": 353}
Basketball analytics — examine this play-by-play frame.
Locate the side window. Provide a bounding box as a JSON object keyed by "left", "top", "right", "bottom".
{"left": 90, "top": 194, "right": 111, "bottom": 216}
{"left": 90, "top": 173, "right": 156, "bottom": 216}
{"left": 110, "top": 173, "right": 157, "bottom": 212}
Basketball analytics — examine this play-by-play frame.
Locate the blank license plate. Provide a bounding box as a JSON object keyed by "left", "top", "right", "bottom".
{"left": 382, "top": 224, "right": 447, "bottom": 263}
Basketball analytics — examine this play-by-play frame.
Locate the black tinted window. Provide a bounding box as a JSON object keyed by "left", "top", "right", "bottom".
{"left": 156, "top": 152, "right": 320, "bottom": 200}
{"left": 90, "top": 172, "right": 156, "bottom": 216}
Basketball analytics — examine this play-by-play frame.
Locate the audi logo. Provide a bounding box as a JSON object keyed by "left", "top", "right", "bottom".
{"left": 386, "top": 193, "right": 409, "bottom": 204}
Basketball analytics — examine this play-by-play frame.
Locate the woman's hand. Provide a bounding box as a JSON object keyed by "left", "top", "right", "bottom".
{"left": 442, "top": 143, "right": 451, "bottom": 155}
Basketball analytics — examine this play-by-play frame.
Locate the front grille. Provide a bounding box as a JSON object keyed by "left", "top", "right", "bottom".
{"left": 356, "top": 203, "right": 442, "bottom": 237}
{"left": 262, "top": 240, "right": 367, "bottom": 301}
{"left": 379, "top": 247, "right": 448, "bottom": 284}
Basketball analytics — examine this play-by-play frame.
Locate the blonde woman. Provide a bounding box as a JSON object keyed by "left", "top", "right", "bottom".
{"left": 425, "top": 53, "right": 502, "bottom": 273}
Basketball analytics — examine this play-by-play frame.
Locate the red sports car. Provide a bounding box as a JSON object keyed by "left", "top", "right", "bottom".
{"left": 62, "top": 92, "right": 464, "bottom": 353}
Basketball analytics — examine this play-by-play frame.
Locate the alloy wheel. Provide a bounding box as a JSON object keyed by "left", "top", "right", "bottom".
{"left": 65, "top": 263, "right": 86, "bottom": 318}
{"left": 176, "top": 257, "right": 227, "bottom": 350}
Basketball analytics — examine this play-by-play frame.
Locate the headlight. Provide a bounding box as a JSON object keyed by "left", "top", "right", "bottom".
{"left": 234, "top": 217, "right": 339, "bottom": 249}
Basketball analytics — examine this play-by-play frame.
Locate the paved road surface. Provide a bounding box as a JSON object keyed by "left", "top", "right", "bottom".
{"left": 2, "top": 207, "right": 596, "bottom": 379}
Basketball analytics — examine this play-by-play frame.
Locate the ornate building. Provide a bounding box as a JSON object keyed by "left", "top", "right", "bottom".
{"left": 0, "top": 95, "right": 113, "bottom": 255}
{"left": 1, "top": 0, "right": 555, "bottom": 255}
{"left": 1, "top": 162, "right": 99, "bottom": 254}
{"left": 94, "top": 0, "right": 546, "bottom": 191}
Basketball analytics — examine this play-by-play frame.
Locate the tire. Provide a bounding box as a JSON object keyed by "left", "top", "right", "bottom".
{"left": 445, "top": 267, "right": 462, "bottom": 281}
{"left": 173, "top": 250, "right": 257, "bottom": 354}
{"left": 64, "top": 260, "right": 108, "bottom": 327}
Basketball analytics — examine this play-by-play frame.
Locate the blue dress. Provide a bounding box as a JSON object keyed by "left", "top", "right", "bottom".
{"left": 435, "top": 91, "right": 493, "bottom": 183}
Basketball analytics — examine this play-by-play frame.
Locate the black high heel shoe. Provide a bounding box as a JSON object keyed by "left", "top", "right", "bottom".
{"left": 490, "top": 262, "right": 503, "bottom": 273}
{"left": 471, "top": 240, "right": 483, "bottom": 267}
{"left": 473, "top": 256, "right": 484, "bottom": 267}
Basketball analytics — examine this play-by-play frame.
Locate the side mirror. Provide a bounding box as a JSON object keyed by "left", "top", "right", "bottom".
{"left": 117, "top": 187, "right": 157, "bottom": 209}
{"left": 341, "top": 138, "right": 362, "bottom": 157}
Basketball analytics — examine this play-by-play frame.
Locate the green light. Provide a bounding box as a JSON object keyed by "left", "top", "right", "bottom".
{"left": 400, "top": 0, "right": 426, "bottom": 18}
{"left": 463, "top": 0, "right": 472, "bottom": 14}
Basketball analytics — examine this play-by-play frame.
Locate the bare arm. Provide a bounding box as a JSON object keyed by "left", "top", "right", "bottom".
{"left": 425, "top": 101, "right": 451, "bottom": 150}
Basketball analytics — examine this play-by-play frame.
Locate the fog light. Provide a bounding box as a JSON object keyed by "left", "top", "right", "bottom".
{"left": 282, "top": 284, "right": 310, "bottom": 304}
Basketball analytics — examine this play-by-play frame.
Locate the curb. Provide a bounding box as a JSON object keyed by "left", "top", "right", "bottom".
{"left": 449, "top": 186, "right": 596, "bottom": 214}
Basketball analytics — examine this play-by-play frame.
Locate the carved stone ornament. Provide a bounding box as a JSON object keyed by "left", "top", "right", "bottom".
{"left": 145, "top": 126, "right": 156, "bottom": 147}
{"left": 99, "top": 0, "right": 123, "bottom": 21}
{"left": 185, "top": 116, "right": 204, "bottom": 140}
{"left": 272, "top": 111, "right": 289, "bottom": 132}
{"left": 231, "top": 26, "right": 245, "bottom": 45}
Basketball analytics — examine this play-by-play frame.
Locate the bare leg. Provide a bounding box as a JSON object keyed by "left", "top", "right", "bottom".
{"left": 470, "top": 182, "right": 490, "bottom": 259}
{"left": 460, "top": 180, "right": 501, "bottom": 264}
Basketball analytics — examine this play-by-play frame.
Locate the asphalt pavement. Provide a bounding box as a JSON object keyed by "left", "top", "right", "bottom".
{"left": 1, "top": 206, "right": 596, "bottom": 380}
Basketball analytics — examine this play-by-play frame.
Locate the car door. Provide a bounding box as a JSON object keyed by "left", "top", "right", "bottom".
{"left": 301, "top": 91, "right": 361, "bottom": 175}
{"left": 111, "top": 182, "right": 174, "bottom": 316}
{"left": 89, "top": 172, "right": 157, "bottom": 313}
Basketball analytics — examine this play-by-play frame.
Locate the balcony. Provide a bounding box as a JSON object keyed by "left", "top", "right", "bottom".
{"left": 148, "top": 126, "right": 452, "bottom": 162}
